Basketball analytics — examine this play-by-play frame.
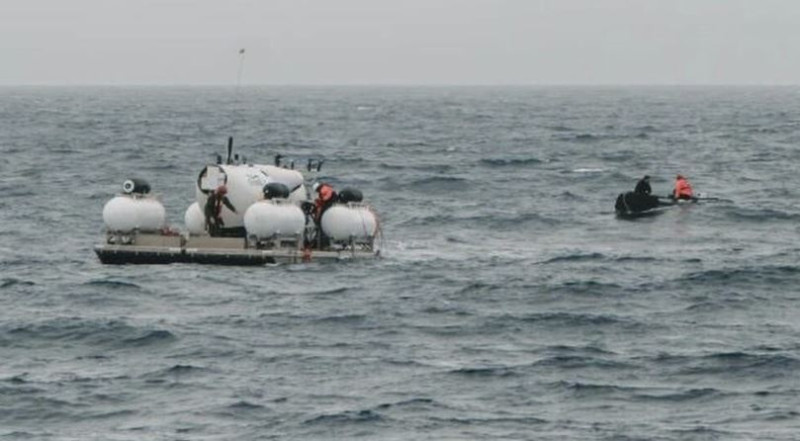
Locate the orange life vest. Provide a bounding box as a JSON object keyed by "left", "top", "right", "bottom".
{"left": 314, "top": 184, "right": 336, "bottom": 220}
{"left": 674, "top": 177, "right": 693, "bottom": 199}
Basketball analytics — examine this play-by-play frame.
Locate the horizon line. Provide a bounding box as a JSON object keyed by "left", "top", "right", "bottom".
{"left": 2, "top": 82, "right": 800, "bottom": 88}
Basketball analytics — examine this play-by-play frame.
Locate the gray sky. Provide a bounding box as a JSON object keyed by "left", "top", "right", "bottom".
{"left": 3, "top": 0, "right": 800, "bottom": 85}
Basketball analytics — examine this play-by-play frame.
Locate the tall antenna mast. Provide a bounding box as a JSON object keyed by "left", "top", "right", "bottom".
{"left": 236, "top": 48, "right": 246, "bottom": 93}
{"left": 228, "top": 48, "right": 246, "bottom": 163}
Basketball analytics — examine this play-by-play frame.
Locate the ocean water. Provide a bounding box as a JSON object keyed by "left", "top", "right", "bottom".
{"left": 2, "top": 85, "right": 800, "bottom": 440}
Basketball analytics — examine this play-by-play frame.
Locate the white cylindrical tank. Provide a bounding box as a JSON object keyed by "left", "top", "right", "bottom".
{"left": 259, "top": 165, "right": 305, "bottom": 192}
{"left": 286, "top": 182, "right": 308, "bottom": 203}
{"left": 184, "top": 202, "right": 205, "bottom": 235}
{"left": 102, "top": 195, "right": 166, "bottom": 233}
{"left": 244, "top": 200, "right": 306, "bottom": 239}
{"left": 195, "top": 164, "right": 307, "bottom": 228}
{"left": 320, "top": 204, "right": 378, "bottom": 242}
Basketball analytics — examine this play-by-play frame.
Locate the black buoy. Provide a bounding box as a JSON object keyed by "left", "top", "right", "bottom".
{"left": 122, "top": 178, "right": 151, "bottom": 195}
{"left": 338, "top": 187, "right": 363, "bottom": 203}
{"left": 262, "top": 182, "right": 290, "bottom": 200}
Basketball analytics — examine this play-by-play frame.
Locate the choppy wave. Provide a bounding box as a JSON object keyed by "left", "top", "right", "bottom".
{"left": 632, "top": 387, "right": 725, "bottom": 402}
{"left": 532, "top": 354, "right": 637, "bottom": 370}
{"left": 0, "top": 278, "right": 35, "bottom": 289}
{"left": 378, "top": 162, "right": 454, "bottom": 172}
{"left": 405, "top": 176, "right": 469, "bottom": 193}
{"left": 539, "top": 252, "right": 606, "bottom": 264}
{"left": 448, "top": 365, "right": 519, "bottom": 377}
{"left": 553, "top": 380, "right": 639, "bottom": 398}
{"left": 723, "top": 207, "right": 800, "bottom": 223}
{"left": 679, "top": 352, "right": 800, "bottom": 378}
{"left": 679, "top": 265, "right": 800, "bottom": 286}
{"left": 571, "top": 167, "right": 605, "bottom": 173}
{"left": 648, "top": 351, "right": 800, "bottom": 380}
{"left": 2, "top": 318, "right": 173, "bottom": 349}
{"left": 483, "top": 311, "right": 639, "bottom": 330}
{"left": 142, "top": 364, "right": 209, "bottom": 380}
{"left": 398, "top": 211, "right": 560, "bottom": 229}
{"left": 122, "top": 329, "right": 177, "bottom": 346}
{"left": 84, "top": 279, "right": 144, "bottom": 290}
{"left": 303, "top": 409, "right": 385, "bottom": 425}
{"left": 478, "top": 157, "right": 544, "bottom": 167}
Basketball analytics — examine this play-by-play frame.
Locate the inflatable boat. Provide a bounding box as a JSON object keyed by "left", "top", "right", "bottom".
{"left": 614, "top": 191, "right": 689, "bottom": 218}
{"left": 95, "top": 142, "right": 381, "bottom": 265}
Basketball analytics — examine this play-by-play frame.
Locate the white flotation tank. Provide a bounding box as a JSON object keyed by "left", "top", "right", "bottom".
{"left": 195, "top": 164, "right": 307, "bottom": 229}
{"left": 184, "top": 202, "right": 205, "bottom": 235}
{"left": 243, "top": 200, "right": 306, "bottom": 239}
{"left": 320, "top": 204, "right": 378, "bottom": 242}
{"left": 102, "top": 195, "right": 166, "bottom": 233}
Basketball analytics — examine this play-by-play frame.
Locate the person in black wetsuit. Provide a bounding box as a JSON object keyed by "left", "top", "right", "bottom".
{"left": 204, "top": 185, "right": 237, "bottom": 236}
{"left": 634, "top": 175, "right": 651, "bottom": 195}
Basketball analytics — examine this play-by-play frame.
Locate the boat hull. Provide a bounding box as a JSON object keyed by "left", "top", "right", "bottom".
{"left": 614, "top": 191, "right": 695, "bottom": 218}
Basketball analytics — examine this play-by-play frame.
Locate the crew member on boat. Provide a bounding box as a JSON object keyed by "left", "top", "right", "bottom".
{"left": 673, "top": 174, "right": 694, "bottom": 200}
{"left": 313, "top": 182, "right": 337, "bottom": 223}
{"left": 204, "top": 185, "right": 237, "bottom": 236}
{"left": 309, "top": 182, "right": 338, "bottom": 249}
{"left": 634, "top": 175, "right": 651, "bottom": 195}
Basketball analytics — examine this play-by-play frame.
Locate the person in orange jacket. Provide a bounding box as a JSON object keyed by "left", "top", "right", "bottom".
{"left": 673, "top": 174, "right": 694, "bottom": 200}
{"left": 307, "top": 182, "right": 338, "bottom": 249}
{"left": 313, "top": 182, "right": 337, "bottom": 223}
